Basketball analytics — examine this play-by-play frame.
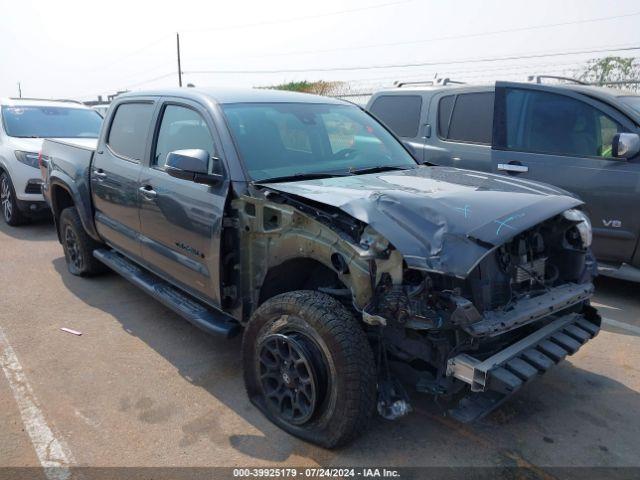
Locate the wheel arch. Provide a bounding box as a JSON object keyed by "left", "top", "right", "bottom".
{"left": 48, "top": 177, "right": 101, "bottom": 243}
{"left": 50, "top": 183, "right": 75, "bottom": 241}
{"left": 258, "top": 257, "right": 347, "bottom": 305}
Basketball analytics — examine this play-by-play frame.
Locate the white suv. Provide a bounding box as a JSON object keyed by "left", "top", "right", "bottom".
{"left": 0, "top": 98, "right": 102, "bottom": 225}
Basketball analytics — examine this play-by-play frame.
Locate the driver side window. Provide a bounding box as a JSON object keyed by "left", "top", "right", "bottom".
{"left": 154, "top": 105, "right": 215, "bottom": 169}
{"left": 505, "top": 89, "right": 624, "bottom": 159}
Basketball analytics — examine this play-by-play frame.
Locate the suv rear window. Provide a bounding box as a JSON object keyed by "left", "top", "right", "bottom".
{"left": 439, "top": 92, "right": 494, "bottom": 144}
{"left": 369, "top": 95, "right": 422, "bottom": 138}
{"left": 107, "top": 102, "right": 155, "bottom": 161}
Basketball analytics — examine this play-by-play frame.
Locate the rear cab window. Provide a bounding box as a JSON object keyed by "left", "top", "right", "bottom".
{"left": 369, "top": 95, "right": 422, "bottom": 138}
{"left": 438, "top": 92, "right": 494, "bottom": 144}
{"left": 107, "top": 102, "right": 155, "bottom": 161}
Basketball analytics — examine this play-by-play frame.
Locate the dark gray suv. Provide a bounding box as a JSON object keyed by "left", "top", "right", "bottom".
{"left": 367, "top": 81, "right": 640, "bottom": 282}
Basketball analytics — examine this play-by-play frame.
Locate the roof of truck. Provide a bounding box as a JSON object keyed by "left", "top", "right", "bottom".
{"left": 121, "top": 87, "right": 349, "bottom": 105}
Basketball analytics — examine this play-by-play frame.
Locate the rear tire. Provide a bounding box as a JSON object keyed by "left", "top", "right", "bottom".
{"left": 1, "top": 172, "right": 27, "bottom": 226}
{"left": 242, "top": 291, "right": 376, "bottom": 448}
{"left": 59, "top": 207, "right": 106, "bottom": 276}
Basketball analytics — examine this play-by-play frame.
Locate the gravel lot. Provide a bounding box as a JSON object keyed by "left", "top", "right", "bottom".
{"left": 1, "top": 219, "right": 639, "bottom": 478}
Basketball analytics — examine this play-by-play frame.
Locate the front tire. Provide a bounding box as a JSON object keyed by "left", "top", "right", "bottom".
{"left": 242, "top": 291, "right": 376, "bottom": 448}
{"left": 59, "top": 207, "right": 106, "bottom": 276}
{"left": 1, "top": 172, "right": 27, "bottom": 226}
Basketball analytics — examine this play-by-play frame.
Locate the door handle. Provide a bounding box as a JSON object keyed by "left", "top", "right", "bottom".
{"left": 93, "top": 169, "right": 107, "bottom": 178}
{"left": 139, "top": 185, "right": 157, "bottom": 200}
{"left": 497, "top": 163, "right": 529, "bottom": 173}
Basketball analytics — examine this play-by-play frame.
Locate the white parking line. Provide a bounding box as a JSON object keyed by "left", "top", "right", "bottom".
{"left": 0, "top": 326, "right": 74, "bottom": 480}
{"left": 602, "top": 317, "right": 640, "bottom": 336}
{"left": 591, "top": 301, "right": 622, "bottom": 311}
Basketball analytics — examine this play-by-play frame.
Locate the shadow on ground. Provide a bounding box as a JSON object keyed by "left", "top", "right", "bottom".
{"left": 0, "top": 216, "right": 55, "bottom": 242}
{"left": 52, "top": 256, "right": 640, "bottom": 474}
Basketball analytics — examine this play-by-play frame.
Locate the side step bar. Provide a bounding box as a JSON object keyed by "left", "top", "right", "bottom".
{"left": 94, "top": 249, "right": 241, "bottom": 339}
{"left": 447, "top": 308, "right": 600, "bottom": 422}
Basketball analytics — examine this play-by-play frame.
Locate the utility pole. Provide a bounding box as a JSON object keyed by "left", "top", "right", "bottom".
{"left": 17, "top": 82, "right": 22, "bottom": 98}
{"left": 176, "top": 33, "right": 183, "bottom": 87}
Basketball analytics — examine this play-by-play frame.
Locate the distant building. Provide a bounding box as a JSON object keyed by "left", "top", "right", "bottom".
{"left": 83, "top": 90, "right": 128, "bottom": 107}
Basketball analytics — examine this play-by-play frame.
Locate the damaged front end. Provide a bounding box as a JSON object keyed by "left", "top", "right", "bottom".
{"left": 362, "top": 212, "right": 600, "bottom": 422}
{"left": 246, "top": 167, "right": 601, "bottom": 423}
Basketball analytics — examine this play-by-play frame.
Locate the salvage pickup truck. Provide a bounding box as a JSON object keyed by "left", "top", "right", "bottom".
{"left": 42, "top": 88, "right": 601, "bottom": 448}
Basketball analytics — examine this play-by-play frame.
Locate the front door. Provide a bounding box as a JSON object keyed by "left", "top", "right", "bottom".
{"left": 91, "top": 100, "right": 157, "bottom": 259}
{"left": 491, "top": 82, "right": 640, "bottom": 265}
{"left": 138, "top": 100, "right": 228, "bottom": 306}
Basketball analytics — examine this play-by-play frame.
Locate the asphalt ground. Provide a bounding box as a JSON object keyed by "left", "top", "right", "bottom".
{"left": 1, "top": 219, "right": 639, "bottom": 479}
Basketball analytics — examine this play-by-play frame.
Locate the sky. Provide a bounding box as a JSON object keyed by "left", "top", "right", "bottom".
{"left": 1, "top": 0, "right": 639, "bottom": 101}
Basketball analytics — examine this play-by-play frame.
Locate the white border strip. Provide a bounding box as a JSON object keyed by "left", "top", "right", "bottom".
{"left": 0, "top": 326, "right": 74, "bottom": 480}
{"left": 603, "top": 317, "right": 640, "bottom": 336}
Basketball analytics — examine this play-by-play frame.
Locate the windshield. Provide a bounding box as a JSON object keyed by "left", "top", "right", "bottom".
{"left": 2, "top": 106, "right": 103, "bottom": 138}
{"left": 618, "top": 95, "right": 640, "bottom": 114}
{"left": 222, "top": 102, "right": 417, "bottom": 181}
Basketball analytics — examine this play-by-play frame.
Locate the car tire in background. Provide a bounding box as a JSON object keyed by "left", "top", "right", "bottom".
{"left": 1, "top": 172, "right": 27, "bottom": 226}
{"left": 242, "top": 290, "right": 377, "bottom": 448}
{"left": 59, "top": 206, "right": 107, "bottom": 276}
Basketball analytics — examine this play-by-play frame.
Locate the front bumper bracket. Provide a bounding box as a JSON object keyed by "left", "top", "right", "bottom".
{"left": 446, "top": 308, "right": 600, "bottom": 422}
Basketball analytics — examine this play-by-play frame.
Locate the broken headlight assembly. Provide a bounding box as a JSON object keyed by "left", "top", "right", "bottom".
{"left": 563, "top": 209, "right": 592, "bottom": 248}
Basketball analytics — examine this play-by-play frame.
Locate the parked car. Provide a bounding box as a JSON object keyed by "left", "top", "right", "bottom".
{"left": 367, "top": 81, "right": 640, "bottom": 282}
{"left": 0, "top": 98, "right": 102, "bottom": 226}
{"left": 42, "top": 88, "right": 600, "bottom": 447}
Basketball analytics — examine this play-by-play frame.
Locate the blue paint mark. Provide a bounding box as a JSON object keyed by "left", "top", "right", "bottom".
{"left": 494, "top": 213, "right": 526, "bottom": 236}
{"left": 454, "top": 204, "right": 471, "bottom": 218}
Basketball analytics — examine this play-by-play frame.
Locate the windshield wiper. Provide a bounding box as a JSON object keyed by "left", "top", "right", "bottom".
{"left": 257, "top": 171, "right": 350, "bottom": 184}
{"left": 348, "top": 165, "right": 413, "bottom": 175}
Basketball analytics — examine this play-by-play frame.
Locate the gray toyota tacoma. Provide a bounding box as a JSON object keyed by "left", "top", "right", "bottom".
{"left": 42, "top": 88, "right": 601, "bottom": 448}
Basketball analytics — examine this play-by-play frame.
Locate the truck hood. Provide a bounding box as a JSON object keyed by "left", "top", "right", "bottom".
{"left": 262, "top": 166, "right": 583, "bottom": 278}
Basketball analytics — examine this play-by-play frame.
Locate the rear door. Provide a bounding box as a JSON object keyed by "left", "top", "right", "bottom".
{"left": 91, "top": 99, "right": 157, "bottom": 259}
{"left": 491, "top": 82, "right": 640, "bottom": 264}
{"left": 138, "top": 98, "right": 229, "bottom": 306}
{"left": 423, "top": 89, "right": 494, "bottom": 172}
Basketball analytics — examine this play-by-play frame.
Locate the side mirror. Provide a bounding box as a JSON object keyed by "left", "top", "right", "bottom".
{"left": 165, "top": 149, "right": 222, "bottom": 186}
{"left": 612, "top": 133, "right": 640, "bottom": 159}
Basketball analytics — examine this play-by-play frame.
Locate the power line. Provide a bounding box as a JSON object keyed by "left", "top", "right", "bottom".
{"left": 77, "top": 34, "right": 173, "bottom": 74}
{"left": 183, "top": 0, "right": 416, "bottom": 33}
{"left": 187, "top": 10, "right": 640, "bottom": 62}
{"left": 123, "top": 72, "right": 177, "bottom": 89}
{"left": 71, "top": 1, "right": 415, "bottom": 76}
{"left": 185, "top": 44, "right": 640, "bottom": 75}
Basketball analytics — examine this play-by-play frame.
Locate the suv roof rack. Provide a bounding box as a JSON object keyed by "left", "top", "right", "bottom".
{"left": 395, "top": 77, "right": 466, "bottom": 88}
{"left": 7, "top": 97, "right": 83, "bottom": 104}
{"left": 527, "top": 75, "right": 587, "bottom": 85}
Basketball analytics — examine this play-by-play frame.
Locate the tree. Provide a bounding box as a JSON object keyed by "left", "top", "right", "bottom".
{"left": 264, "top": 80, "right": 348, "bottom": 96}
{"left": 578, "top": 56, "right": 639, "bottom": 91}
